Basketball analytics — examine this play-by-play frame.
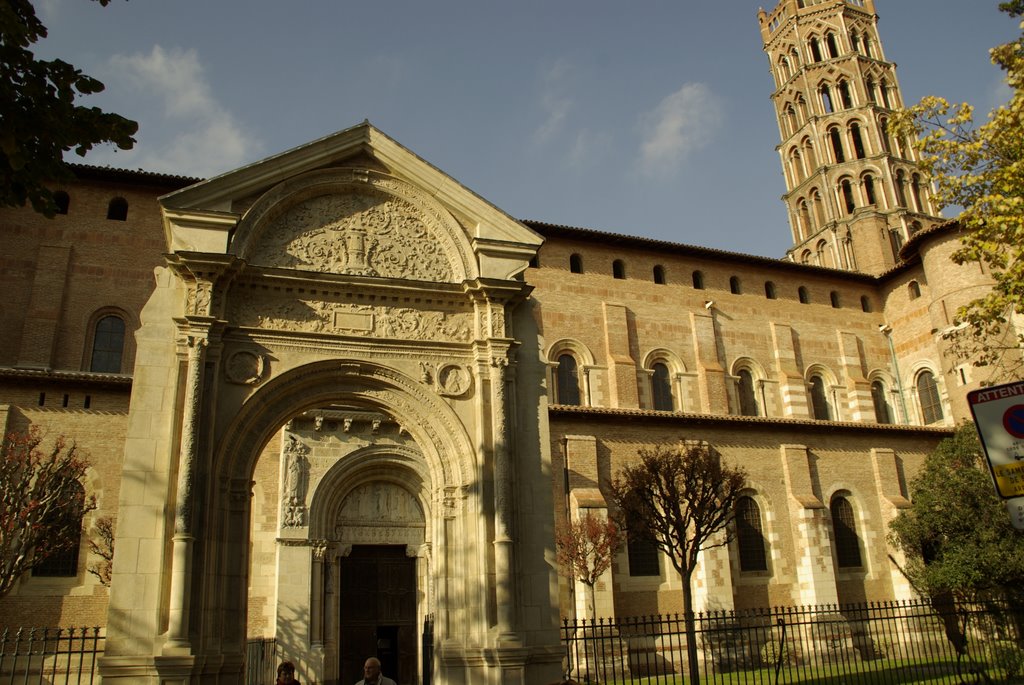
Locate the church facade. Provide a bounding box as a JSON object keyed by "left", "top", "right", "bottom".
{"left": 0, "top": 1, "right": 1018, "bottom": 684}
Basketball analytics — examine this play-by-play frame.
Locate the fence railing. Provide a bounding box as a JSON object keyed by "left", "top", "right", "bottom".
{"left": 562, "top": 598, "right": 1024, "bottom": 684}
{"left": 245, "top": 636, "right": 278, "bottom": 685}
{"left": 0, "top": 627, "right": 103, "bottom": 685}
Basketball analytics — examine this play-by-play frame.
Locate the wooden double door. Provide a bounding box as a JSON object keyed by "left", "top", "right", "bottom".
{"left": 339, "top": 545, "right": 417, "bottom": 685}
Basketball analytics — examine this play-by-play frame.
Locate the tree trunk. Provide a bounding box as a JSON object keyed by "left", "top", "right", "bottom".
{"left": 682, "top": 567, "right": 700, "bottom": 684}
{"left": 588, "top": 581, "right": 597, "bottom": 620}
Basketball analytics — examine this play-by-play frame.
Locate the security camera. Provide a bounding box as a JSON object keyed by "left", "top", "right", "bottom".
{"left": 878, "top": 324, "right": 892, "bottom": 334}
{"left": 704, "top": 300, "right": 714, "bottom": 310}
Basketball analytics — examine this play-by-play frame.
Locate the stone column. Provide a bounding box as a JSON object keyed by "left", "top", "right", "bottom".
{"left": 165, "top": 334, "right": 207, "bottom": 651}
{"left": 491, "top": 356, "right": 518, "bottom": 642}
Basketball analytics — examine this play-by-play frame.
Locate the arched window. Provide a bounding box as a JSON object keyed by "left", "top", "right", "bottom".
{"left": 612, "top": 260, "right": 626, "bottom": 279}
{"left": 736, "top": 496, "right": 769, "bottom": 572}
{"left": 841, "top": 178, "right": 856, "bottom": 213}
{"left": 871, "top": 380, "right": 892, "bottom": 424}
{"left": 850, "top": 123, "right": 866, "bottom": 158}
{"left": 764, "top": 281, "right": 777, "bottom": 299}
{"left": 831, "top": 495, "right": 863, "bottom": 568}
{"left": 911, "top": 174, "right": 924, "bottom": 212}
{"left": 692, "top": 270, "right": 705, "bottom": 290}
{"left": 829, "top": 127, "right": 845, "bottom": 162}
{"left": 809, "top": 374, "right": 831, "bottom": 420}
{"left": 90, "top": 315, "right": 126, "bottom": 373}
{"left": 880, "top": 79, "right": 892, "bottom": 108}
{"left": 627, "top": 533, "right": 660, "bottom": 577}
{"left": 810, "top": 38, "right": 822, "bottom": 62}
{"left": 850, "top": 30, "right": 861, "bottom": 54}
{"left": 798, "top": 286, "right": 810, "bottom": 304}
{"left": 866, "top": 77, "right": 876, "bottom": 104}
{"left": 879, "top": 116, "right": 891, "bottom": 153}
{"left": 730, "top": 276, "right": 742, "bottom": 295}
{"left": 838, "top": 80, "right": 853, "bottom": 109}
{"left": 825, "top": 33, "right": 839, "bottom": 59}
{"left": 737, "top": 369, "right": 759, "bottom": 417}
{"left": 812, "top": 189, "right": 826, "bottom": 227}
{"left": 863, "top": 35, "right": 874, "bottom": 59}
{"left": 816, "top": 239, "right": 828, "bottom": 266}
{"left": 894, "top": 170, "right": 908, "bottom": 207}
{"left": 53, "top": 191, "right": 70, "bottom": 215}
{"left": 863, "top": 174, "right": 877, "bottom": 205}
{"left": 556, "top": 354, "right": 581, "bottom": 406}
{"left": 830, "top": 291, "right": 841, "bottom": 308}
{"left": 32, "top": 483, "right": 85, "bottom": 577}
{"left": 653, "top": 265, "right": 666, "bottom": 285}
{"left": 860, "top": 295, "right": 872, "bottom": 312}
{"left": 570, "top": 254, "right": 583, "bottom": 274}
{"left": 106, "top": 197, "right": 128, "bottom": 221}
{"left": 790, "top": 148, "right": 804, "bottom": 184}
{"left": 785, "top": 106, "right": 798, "bottom": 136}
{"left": 917, "top": 370, "right": 944, "bottom": 424}
{"left": 908, "top": 280, "right": 921, "bottom": 300}
{"left": 821, "top": 85, "right": 834, "bottom": 114}
{"left": 800, "top": 251, "right": 812, "bottom": 265}
{"left": 798, "top": 199, "right": 813, "bottom": 237}
{"left": 651, "top": 363, "right": 674, "bottom": 411}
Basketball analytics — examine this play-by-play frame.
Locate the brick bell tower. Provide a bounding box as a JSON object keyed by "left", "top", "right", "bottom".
{"left": 758, "top": 0, "right": 944, "bottom": 275}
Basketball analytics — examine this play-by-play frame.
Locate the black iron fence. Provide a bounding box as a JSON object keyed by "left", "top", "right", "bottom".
{"left": 562, "top": 598, "right": 1024, "bottom": 684}
{"left": 0, "top": 627, "right": 103, "bottom": 685}
{"left": 245, "top": 636, "right": 278, "bottom": 685}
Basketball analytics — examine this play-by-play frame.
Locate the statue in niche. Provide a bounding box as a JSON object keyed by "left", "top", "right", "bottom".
{"left": 282, "top": 434, "right": 310, "bottom": 527}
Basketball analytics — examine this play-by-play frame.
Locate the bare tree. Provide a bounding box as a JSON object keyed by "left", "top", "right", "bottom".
{"left": 0, "top": 428, "right": 95, "bottom": 597}
{"left": 88, "top": 516, "right": 115, "bottom": 587}
{"left": 608, "top": 444, "right": 747, "bottom": 684}
{"left": 555, "top": 510, "right": 624, "bottom": 619}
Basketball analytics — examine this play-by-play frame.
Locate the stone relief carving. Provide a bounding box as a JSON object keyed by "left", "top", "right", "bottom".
{"left": 282, "top": 434, "right": 310, "bottom": 527}
{"left": 337, "top": 483, "right": 424, "bottom": 525}
{"left": 249, "top": 189, "right": 457, "bottom": 282}
{"left": 224, "top": 349, "right": 266, "bottom": 385}
{"left": 436, "top": 363, "right": 472, "bottom": 398}
{"left": 225, "top": 292, "right": 473, "bottom": 343}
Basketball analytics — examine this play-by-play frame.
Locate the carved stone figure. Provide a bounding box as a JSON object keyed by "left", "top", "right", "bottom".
{"left": 282, "top": 434, "right": 310, "bottom": 527}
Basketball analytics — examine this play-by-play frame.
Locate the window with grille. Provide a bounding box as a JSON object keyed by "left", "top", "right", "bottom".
{"left": 556, "top": 354, "right": 581, "bottom": 406}
{"left": 831, "top": 496, "right": 862, "bottom": 568}
{"left": 736, "top": 497, "right": 769, "bottom": 572}
{"left": 627, "top": 533, "right": 660, "bottom": 577}
{"left": 738, "top": 370, "right": 759, "bottom": 417}
{"left": 917, "top": 371, "right": 944, "bottom": 424}
{"left": 809, "top": 375, "right": 831, "bottom": 420}
{"left": 90, "top": 315, "right": 126, "bottom": 373}
{"left": 651, "top": 363, "right": 674, "bottom": 411}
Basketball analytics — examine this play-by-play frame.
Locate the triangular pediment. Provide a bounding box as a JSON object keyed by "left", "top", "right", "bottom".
{"left": 160, "top": 122, "right": 541, "bottom": 282}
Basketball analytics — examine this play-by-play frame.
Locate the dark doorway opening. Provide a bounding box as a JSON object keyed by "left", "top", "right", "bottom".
{"left": 339, "top": 545, "right": 417, "bottom": 685}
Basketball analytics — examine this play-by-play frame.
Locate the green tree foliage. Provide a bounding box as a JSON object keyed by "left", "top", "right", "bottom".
{"left": 0, "top": 428, "right": 96, "bottom": 597}
{"left": 0, "top": 0, "right": 137, "bottom": 217}
{"left": 889, "top": 5, "right": 1024, "bottom": 379}
{"left": 608, "top": 444, "right": 747, "bottom": 684}
{"left": 888, "top": 424, "right": 1024, "bottom": 602}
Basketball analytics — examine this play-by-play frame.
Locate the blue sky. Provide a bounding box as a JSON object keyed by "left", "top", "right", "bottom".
{"left": 37, "top": 0, "right": 1020, "bottom": 258}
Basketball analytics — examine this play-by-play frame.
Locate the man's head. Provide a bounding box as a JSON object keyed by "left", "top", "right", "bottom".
{"left": 277, "top": 661, "right": 296, "bottom": 683}
{"left": 363, "top": 657, "right": 382, "bottom": 683}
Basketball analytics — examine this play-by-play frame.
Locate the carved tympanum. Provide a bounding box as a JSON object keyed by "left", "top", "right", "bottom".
{"left": 249, "top": 188, "right": 454, "bottom": 282}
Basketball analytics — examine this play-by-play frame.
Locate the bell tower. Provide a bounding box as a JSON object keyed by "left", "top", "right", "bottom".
{"left": 758, "top": 0, "right": 943, "bottom": 275}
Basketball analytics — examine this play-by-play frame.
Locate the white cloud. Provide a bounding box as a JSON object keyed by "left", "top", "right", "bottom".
{"left": 84, "top": 45, "right": 259, "bottom": 177}
{"left": 532, "top": 59, "right": 575, "bottom": 146}
{"left": 637, "top": 82, "right": 722, "bottom": 176}
{"left": 568, "top": 129, "right": 611, "bottom": 169}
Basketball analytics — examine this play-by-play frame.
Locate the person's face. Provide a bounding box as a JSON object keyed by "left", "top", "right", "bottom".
{"left": 364, "top": 660, "right": 381, "bottom": 682}
{"left": 278, "top": 668, "right": 295, "bottom": 684}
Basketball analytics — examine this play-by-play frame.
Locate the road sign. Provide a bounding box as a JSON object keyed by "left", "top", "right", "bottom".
{"left": 968, "top": 380, "right": 1024, "bottom": 530}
